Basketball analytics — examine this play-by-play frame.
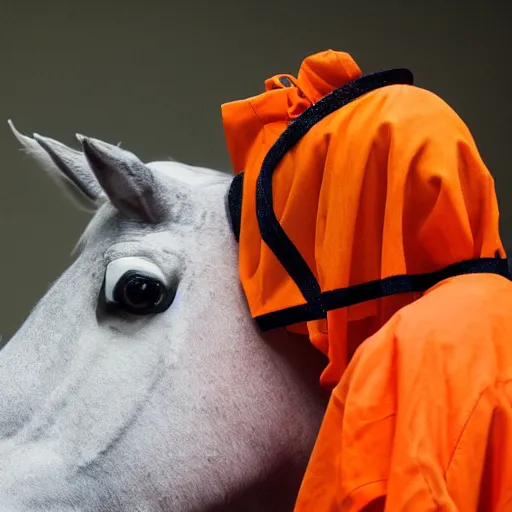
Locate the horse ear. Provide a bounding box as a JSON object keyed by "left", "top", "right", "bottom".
{"left": 78, "top": 135, "right": 165, "bottom": 224}
{"left": 8, "top": 120, "right": 105, "bottom": 212}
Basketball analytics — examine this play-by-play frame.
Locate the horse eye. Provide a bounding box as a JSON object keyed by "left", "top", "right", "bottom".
{"left": 103, "top": 257, "right": 176, "bottom": 315}
{"left": 115, "top": 271, "right": 165, "bottom": 312}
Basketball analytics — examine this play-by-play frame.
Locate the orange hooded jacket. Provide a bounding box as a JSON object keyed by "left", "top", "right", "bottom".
{"left": 221, "top": 50, "right": 512, "bottom": 511}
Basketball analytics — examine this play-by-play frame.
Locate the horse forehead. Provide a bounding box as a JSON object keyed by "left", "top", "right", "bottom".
{"left": 146, "top": 160, "right": 228, "bottom": 187}
{"left": 75, "top": 161, "right": 230, "bottom": 253}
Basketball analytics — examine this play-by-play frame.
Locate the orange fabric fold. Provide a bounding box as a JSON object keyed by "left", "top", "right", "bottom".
{"left": 221, "top": 50, "right": 512, "bottom": 511}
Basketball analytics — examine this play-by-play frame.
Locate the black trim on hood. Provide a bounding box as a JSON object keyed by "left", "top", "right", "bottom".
{"left": 254, "top": 257, "right": 510, "bottom": 331}
{"left": 227, "top": 68, "right": 510, "bottom": 331}
{"left": 227, "top": 171, "right": 244, "bottom": 242}
{"left": 256, "top": 68, "right": 415, "bottom": 319}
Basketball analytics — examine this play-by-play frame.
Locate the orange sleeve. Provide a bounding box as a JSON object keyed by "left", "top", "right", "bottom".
{"left": 294, "top": 317, "right": 402, "bottom": 511}
{"left": 295, "top": 275, "right": 512, "bottom": 512}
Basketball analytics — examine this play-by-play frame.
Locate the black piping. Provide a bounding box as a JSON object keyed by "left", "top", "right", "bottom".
{"left": 255, "top": 68, "right": 415, "bottom": 317}
{"left": 227, "top": 67, "right": 510, "bottom": 331}
{"left": 255, "top": 257, "right": 510, "bottom": 331}
{"left": 227, "top": 172, "right": 244, "bottom": 242}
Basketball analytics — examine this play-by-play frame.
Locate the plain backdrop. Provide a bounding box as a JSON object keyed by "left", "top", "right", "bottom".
{"left": 1, "top": 1, "right": 510, "bottom": 344}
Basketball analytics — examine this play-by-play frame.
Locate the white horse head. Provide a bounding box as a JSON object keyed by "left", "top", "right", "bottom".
{"left": 0, "top": 123, "right": 328, "bottom": 511}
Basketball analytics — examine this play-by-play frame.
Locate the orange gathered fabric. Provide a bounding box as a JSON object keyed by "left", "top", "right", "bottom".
{"left": 221, "top": 50, "right": 512, "bottom": 511}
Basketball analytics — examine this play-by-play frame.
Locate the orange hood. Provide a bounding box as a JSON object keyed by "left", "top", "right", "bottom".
{"left": 221, "top": 50, "right": 507, "bottom": 369}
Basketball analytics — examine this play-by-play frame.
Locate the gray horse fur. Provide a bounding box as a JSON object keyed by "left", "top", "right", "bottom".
{"left": 0, "top": 122, "right": 328, "bottom": 511}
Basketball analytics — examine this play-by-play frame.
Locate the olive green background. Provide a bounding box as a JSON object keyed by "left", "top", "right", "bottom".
{"left": 0, "top": 1, "right": 510, "bottom": 345}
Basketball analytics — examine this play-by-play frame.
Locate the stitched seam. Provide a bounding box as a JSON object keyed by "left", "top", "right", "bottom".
{"left": 247, "top": 99, "right": 265, "bottom": 125}
{"left": 445, "top": 386, "right": 488, "bottom": 477}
